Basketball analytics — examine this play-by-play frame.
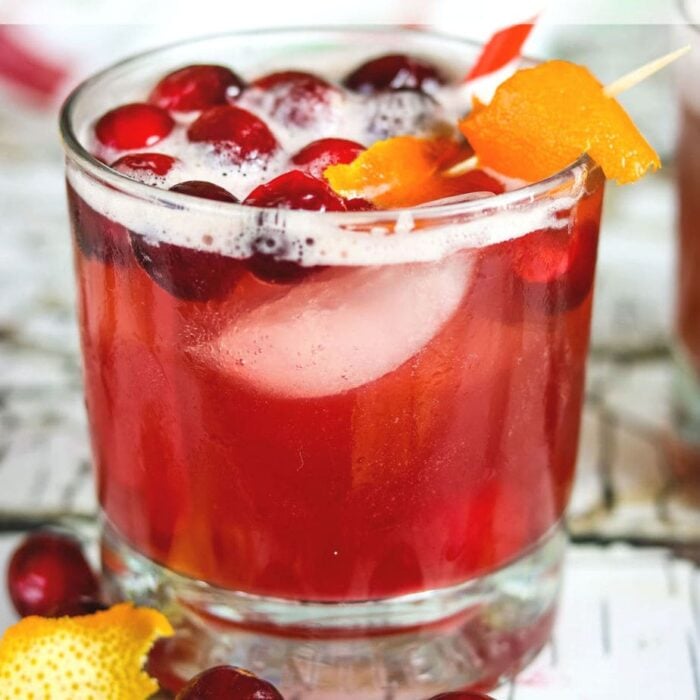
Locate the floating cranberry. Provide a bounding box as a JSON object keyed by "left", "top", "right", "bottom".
{"left": 176, "top": 665, "right": 283, "bottom": 700}
{"left": 67, "top": 184, "right": 132, "bottom": 265}
{"left": 111, "top": 153, "right": 178, "bottom": 182}
{"left": 95, "top": 103, "right": 174, "bottom": 150}
{"left": 47, "top": 597, "right": 108, "bottom": 618}
{"left": 245, "top": 170, "right": 346, "bottom": 212}
{"left": 344, "top": 53, "right": 445, "bottom": 95}
{"left": 170, "top": 180, "right": 239, "bottom": 203}
{"left": 512, "top": 218, "right": 599, "bottom": 315}
{"left": 7, "top": 531, "right": 99, "bottom": 618}
{"left": 187, "top": 105, "right": 279, "bottom": 164}
{"left": 249, "top": 70, "right": 341, "bottom": 127}
{"left": 426, "top": 693, "right": 495, "bottom": 700}
{"left": 149, "top": 64, "right": 245, "bottom": 111}
{"left": 291, "top": 138, "right": 365, "bottom": 178}
{"left": 345, "top": 197, "right": 376, "bottom": 211}
{"left": 365, "top": 89, "right": 441, "bottom": 140}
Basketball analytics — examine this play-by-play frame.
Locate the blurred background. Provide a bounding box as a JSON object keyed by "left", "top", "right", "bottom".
{"left": 0, "top": 0, "right": 698, "bottom": 560}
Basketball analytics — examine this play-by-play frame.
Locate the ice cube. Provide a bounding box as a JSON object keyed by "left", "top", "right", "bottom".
{"left": 203, "top": 255, "right": 472, "bottom": 398}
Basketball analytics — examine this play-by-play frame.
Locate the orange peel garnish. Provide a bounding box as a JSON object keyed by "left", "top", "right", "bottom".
{"left": 324, "top": 135, "right": 464, "bottom": 208}
{"left": 459, "top": 59, "right": 660, "bottom": 184}
{"left": 0, "top": 603, "right": 173, "bottom": 699}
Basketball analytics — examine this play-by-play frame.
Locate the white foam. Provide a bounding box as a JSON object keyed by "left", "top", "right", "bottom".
{"left": 70, "top": 60, "right": 587, "bottom": 268}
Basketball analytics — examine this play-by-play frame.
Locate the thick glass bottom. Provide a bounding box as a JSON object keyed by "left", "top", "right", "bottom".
{"left": 101, "top": 520, "right": 565, "bottom": 697}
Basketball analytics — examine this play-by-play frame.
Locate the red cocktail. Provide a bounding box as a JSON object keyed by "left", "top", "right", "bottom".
{"left": 62, "top": 29, "right": 604, "bottom": 697}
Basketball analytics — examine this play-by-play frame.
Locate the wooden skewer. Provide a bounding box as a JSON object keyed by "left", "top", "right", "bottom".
{"left": 443, "top": 45, "right": 691, "bottom": 178}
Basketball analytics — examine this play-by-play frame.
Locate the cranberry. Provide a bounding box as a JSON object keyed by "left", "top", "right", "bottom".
{"left": 249, "top": 70, "right": 341, "bottom": 127}
{"left": 245, "top": 170, "right": 347, "bottom": 212}
{"left": 426, "top": 694, "right": 495, "bottom": 699}
{"left": 344, "top": 53, "right": 445, "bottom": 95}
{"left": 187, "top": 105, "right": 279, "bottom": 164}
{"left": 47, "top": 597, "right": 108, "bottom": 618}
{"left": 149, "top": 64, "right": 245, "bottom": 111}
{"left": 345, "top": 197, "right": 376, "bottom": 211}
{"left": 111, "top": 153, "right": 177, "bottom": 182}
{"left": 512, "top": 218, "right": 600, "bottom": 315}
{"left": 7, "top": 531, "right": 99, "bottom": 618}
{"left": 176, "top": 665, "right": 283, "bottom": 700}
{"left": 95, "top": 103, "right": 174, "bottom": 150}
{"left": 291, "top": 138, "right": 365, "bottom": 179}
{"left": 131, "top": 182, "right": 240, "bottom": 301}
{"left": 169, "top": 180, "right": 239, "bottom": 203}
{"left": 365, "top": 89, "right": 441, "bottom": 140}
{"left": 67, "top": 184, "right": 132, "bottom": 266}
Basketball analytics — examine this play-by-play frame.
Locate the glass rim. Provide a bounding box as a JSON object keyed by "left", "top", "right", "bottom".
{"left": 59, "top": 25, "right": 598, "bottom": 224}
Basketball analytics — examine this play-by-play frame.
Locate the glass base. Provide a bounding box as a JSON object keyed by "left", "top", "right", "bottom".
{"left": 673, "top": 344, "right": 700, "bottom": 446}
{"left": 101, "top": 521, "right": 565, "bottom": 697}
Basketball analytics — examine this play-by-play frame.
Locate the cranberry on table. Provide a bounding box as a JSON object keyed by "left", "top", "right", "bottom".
{"left": 245, "top": 170, "right": 347, "bottom": 212}
{"left": 169, "top": 180, "right": 239, "bottom": 202}
{"left": 7, "top": 531, "right": 99, "bottom": 618}
{"left": 176, "top": 665, "right": 284, "bottom": 700}
{"left": 249, "top": 70, "right": 341, "bottom": 127}
{"left": 111, "top": 153, "right": 178, "bottom": 180}
{"left": 95, "top": 102, "right": 174, "bottom": 150}
{"left": 291, "top": 138, "right": 365, "bottom": 179}
{"left": 343, "top": 53, "right": 446, "bottom": 95}
{"left": 149, "top": 64, "right": 246, "bottom": 111}
{"left": 187, "top": 105, "right": 279, "bottom": 164}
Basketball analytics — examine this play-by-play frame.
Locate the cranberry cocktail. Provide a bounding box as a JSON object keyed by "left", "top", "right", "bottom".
{"left": 61, "top": 29, "right": 611, "bottom": 697}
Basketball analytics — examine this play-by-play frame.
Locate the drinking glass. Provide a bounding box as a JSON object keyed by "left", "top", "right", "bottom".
{"left": 60, "top": 28, "right": 605, "bottom": 697}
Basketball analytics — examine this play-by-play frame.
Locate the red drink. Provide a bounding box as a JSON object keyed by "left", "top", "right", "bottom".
{"left": 674, "top": 11, "right": 700, "bottom": 450}
{"left": 62, "top": 29, "right": 604, "bottom": 696}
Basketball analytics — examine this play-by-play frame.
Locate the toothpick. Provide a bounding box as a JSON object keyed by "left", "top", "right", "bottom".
{"left": 444, "top": 45, "right": 691, "bottom": 178}
{"left": 443, "top": 155, "right": 479, "bottom": 177}
{"left": 604, "top": 45, "right": 690, "bottom": 98}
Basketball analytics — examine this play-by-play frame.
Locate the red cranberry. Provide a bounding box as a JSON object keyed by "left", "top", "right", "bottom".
{"left": 291, "top": 138, "right": 365, "bottom": 179}
{"left": 111, "top": 153, "right": 177, "bottom": 181}
{"left": 345, "top": 197, "right": 376, "bottom": 211}
{"left": 7, "top": 531, "right": 99, "bottom": 618}
{"left": 169, "top": 180, "right": 239, "bottom": 203}
{"left": 249, "top": 70, "right": 341, "bottom": 127}
{"left": 149, "top": 64, "right": 245, "bottom": 111}
{"left": 95, "top": 103, "right": 174, "bottom": 150}
{"left": 175, "top": 665, "right": 283, "bottom": 700}
{"left": 47, "top": 597, "right": 108, "bottom": 618}
{"left": 67, "top": 183, "right": 132, "bottom": 266}
{"left": 512, "top": 218, "right": 600, "bottom": 315}
{"left": 244, "top": 170, "right": 347, "bottom": 212}
{"left": 131, "top": 182, "right": 240, "bottom": 301}
{"left": 187, "top": 105, "right": 279, "bottom": 164}
{"left": 365, "top": 89, "right": 440, "bottom": 140}
{"left": 344, "top": 53, "right": 445, "bottom": 95}
{"left": 426, "top": 694, "right": 495, "bottom": 699}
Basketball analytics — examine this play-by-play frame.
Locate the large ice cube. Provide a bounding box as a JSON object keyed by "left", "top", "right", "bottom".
{"left": 205, "top": 255, "right": 471, "bottom": 398}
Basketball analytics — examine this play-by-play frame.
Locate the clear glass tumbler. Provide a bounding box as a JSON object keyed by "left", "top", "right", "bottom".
{"left": 675, "top": 3, "right": 700, "bottom": 452}
{"left": 60, "top": 28, "right": 605, "bottom": 697}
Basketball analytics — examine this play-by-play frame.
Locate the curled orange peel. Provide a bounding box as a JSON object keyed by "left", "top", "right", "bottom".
{"left": 324, "top": 136, "right": 467, "bottom": 208}
{"left": 460, "top": 60, "right": 661, "bottom": 184}
{"left": 0, "top": 603, "right": 173, "bottom": 699}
